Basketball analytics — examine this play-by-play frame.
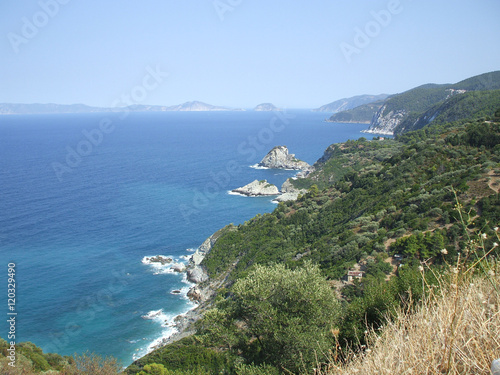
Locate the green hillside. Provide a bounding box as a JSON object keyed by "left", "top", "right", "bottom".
{"left": 327, "top": 100, "right": 385, "bottom": 123}
{"left": 395, "top": 89, "right": 500, "bottom": 134}
{"left": 381, "top": 71, "right": 500, "bottom": 118}
{"left": 126, "top": 112, "right": 500, "bottom": 374}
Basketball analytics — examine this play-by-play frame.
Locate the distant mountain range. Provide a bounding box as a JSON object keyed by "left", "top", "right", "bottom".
{"left": 313, "top": 94, "right": 389, "bottom": 113}
{"left": 0, "top": 101, "right": 244, "bottom": 115}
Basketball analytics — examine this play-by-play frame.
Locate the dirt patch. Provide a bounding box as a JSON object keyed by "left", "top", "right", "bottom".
{"left": 487, "top": 169, "right": 500, "bottom": 194}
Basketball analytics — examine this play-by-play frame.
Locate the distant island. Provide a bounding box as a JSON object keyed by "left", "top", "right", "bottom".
{"left": 0, "top": 101, "right": 245, "bottom": 115}
{"left": 253, "top": 103, "right": 280, "bottom": 111}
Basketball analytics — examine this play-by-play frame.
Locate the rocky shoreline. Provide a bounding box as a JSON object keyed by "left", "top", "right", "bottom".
{"left": 145, "top": 228, "right": 230, "bottom": 352}
{"left": 145, "top": 146, "right": 312, "bottom": 354}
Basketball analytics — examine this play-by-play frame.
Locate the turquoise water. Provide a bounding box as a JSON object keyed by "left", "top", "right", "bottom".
{"left": 0, "top": 110, "right": 369, "bottom": 366}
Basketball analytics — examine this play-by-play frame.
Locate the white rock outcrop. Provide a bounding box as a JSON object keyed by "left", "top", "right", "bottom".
{"left": 257, "top": 146, "right": 311, "bottom": 170}
{"left": 273, "top": 179, "right": 308, "bottom": 202}
{"left": 364, "top": 104, "right": 406, "bottom": 135}
{"left": 231, "top": 180, "right": 279, "bottom": 196}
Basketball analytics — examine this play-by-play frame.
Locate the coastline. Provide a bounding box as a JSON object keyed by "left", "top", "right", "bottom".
{"left": 135, "top": 229, "right": 226, "bottom": 362}
{"left": 361, "top": 128, "right": 394, "bottom": 136}
{"left": 131, "top": 145, "right": 319, "bottom": 365}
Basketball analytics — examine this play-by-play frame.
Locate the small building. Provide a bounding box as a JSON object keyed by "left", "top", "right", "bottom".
{"left": 347, "top": 270, "right": 364, "bottom": 282}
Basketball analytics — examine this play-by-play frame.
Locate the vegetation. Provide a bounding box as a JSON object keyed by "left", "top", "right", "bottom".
{"left": 381, "top": 71, "right": 500, "bottom": 119}
{"left": 323, "top": 218, "right": 500, "bottom": 374}
{"left": 199, "top": 263, "right": 340, "bottom": 373}
{"left": 0, "top": 341, "right": 121, "bottom": 374}
{"left": 395, "top": 89, "right": 500, "bottom": 134}
{"left": 127, "top": 337, "right": 232, "bottom": 375}
{"left": 127, "top": 109, "right": 500, "bottom": 374}
{"left": 7, "top": 93, "right": 500, "bottom": 374}
{"left": 327, "top": 100, "right": 385, "bottom": 124}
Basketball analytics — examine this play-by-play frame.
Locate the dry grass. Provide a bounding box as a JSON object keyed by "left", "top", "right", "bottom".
{"left": 323, "top": 263, "right": 500, "bottom": 375}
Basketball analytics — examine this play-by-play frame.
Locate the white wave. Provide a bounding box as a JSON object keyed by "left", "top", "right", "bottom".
{"left": 141, "top": 309, "right": 166, "bottom": 321}
{"left": 249, "top": 164, "right": 268, "bottom": 170}
{"left": 227, "top": 190, "right": 249, "bottom": 197}
{"left": 142, "top": 255, "right": 189, "bottom": 275}
{"left": 141, "top": 255, "right": 173, "bottom": 267}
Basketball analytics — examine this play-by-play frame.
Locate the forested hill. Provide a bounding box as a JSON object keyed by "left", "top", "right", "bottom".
{"left": 125, "top": 108, "right": 500, "bottom": 374}
{"left": 357, "top": 71, "right": 500, "bottom": 134}
{"left": 394, "top": 89, "right": 500, "bottom": 134}
{"left": 326, "top": 99, "right": 385, "bottom": 124}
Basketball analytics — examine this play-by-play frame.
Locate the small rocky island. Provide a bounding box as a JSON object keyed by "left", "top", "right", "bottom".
{"left": 231, "top": 180, "right": 279, "bottom": 197}
{"left": 257, "top": 145, "right": 311, "bottom": 170}
{"left": 253, "top": 103, "right": 280, "bottom": 111}
{"left": 229, "top": 146, "right": 313, "bottom": 202}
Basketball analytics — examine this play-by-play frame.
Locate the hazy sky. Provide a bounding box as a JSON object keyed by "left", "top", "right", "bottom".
{"left": 1, "top": 1, "right": 499, "bottom": 108}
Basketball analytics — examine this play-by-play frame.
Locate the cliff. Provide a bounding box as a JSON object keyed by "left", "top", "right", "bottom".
{"left": 365, "top": 70, "right": 500, "bottom": 135}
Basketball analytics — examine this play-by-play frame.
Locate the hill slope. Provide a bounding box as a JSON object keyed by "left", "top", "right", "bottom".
{"left": 327, "top": 99, "right": 386, "bottom": 124}
{"left": 314, "top": 94, "right": 389, "bottom": 113}
{"left": 366, "top": 71, "right": 500, "bottom": 134}
{"left": 126, "top": 112, "right": 500, "bottom": 374}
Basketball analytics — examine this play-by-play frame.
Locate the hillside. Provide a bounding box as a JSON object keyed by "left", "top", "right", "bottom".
{"left": 125, "top": 112, "right": 500, "bottom": 374}
{"left": 394, "top": 89, "right": 500, "bottom": 134}
{"left": 313, "top": 94, "right": 388, "bottom": 113}
{"left": 326, "top": 99, "right": 386, "bottom": 124}
{"left": 366, "top": 71, "right": 500, "bottom": 134}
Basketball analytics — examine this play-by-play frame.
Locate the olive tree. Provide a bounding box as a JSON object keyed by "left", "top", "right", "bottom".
{"left": 202, "top": 262, "right": 340, "bottom": 373}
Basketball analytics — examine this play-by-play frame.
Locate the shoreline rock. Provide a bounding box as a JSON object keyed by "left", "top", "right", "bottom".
{"left": 145, "top": 228, "right": 230, "bottom": 354}
{"left": 273, "top": 179, "right": 308, "bottom": 202}
{"left": 231, "top": 179, "right": 279, "bottom": 197}
{"left": 258, "top": 145, "right": 311, "bottom": 170}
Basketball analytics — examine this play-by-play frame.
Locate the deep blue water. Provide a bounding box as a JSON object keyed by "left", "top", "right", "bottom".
{"left": 0, "top": 110, "right": 368, "bottom": 366}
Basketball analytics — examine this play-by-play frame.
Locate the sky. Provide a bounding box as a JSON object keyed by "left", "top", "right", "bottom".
{"left": 1, "top": 1, "right": 499, "bottom": 109}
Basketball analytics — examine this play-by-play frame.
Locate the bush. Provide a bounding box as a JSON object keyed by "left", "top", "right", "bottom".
{"left": 201, "top": 263, "right": 341, "bottom": 373}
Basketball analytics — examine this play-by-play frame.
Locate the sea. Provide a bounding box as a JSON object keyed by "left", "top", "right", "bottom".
{"left": 0, "top": 110, "right": 369, "bottom": 367}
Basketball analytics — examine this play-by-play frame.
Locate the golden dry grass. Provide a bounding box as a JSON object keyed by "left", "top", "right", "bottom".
{"left": 323, "top": 267, "right": 500, "bottom": 375}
